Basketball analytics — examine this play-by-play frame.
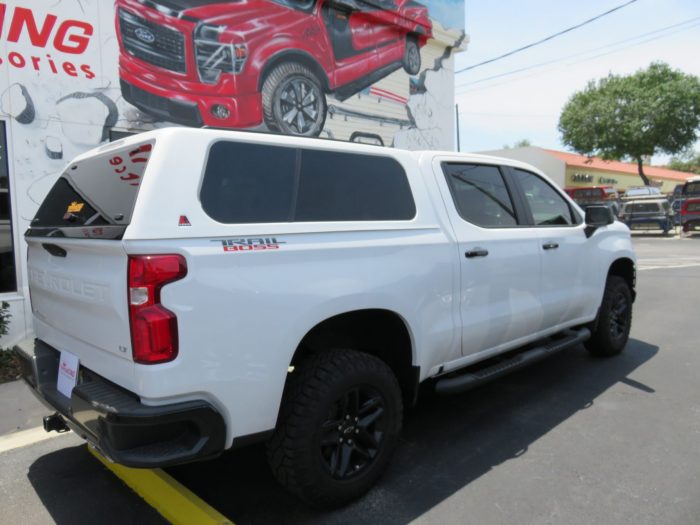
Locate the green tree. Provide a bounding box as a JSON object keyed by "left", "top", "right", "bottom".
{"left": 559, "top": 62, "right": 700, "bottom": 185}
{"left": 668, "top": 149, "right": 700, "bottom": 175}
{"left": 503, "top": 139, "right": 532, "bottom": 149}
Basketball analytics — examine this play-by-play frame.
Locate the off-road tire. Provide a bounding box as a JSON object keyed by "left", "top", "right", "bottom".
{"left": 261, "top": 62, "right": 326, "bottom": 137}
{"left": 266, "top": 349, "right": 403, "bottom": 508}
{"left": 585, "top": 275, "right": 633, "bottom": 357}
{"left": 402, "top": 37, "right": 421, "bottom": 75}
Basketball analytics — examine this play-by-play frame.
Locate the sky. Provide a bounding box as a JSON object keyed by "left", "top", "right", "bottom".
{"left": 454, "top": 0, "right": 700, "bottom": 163}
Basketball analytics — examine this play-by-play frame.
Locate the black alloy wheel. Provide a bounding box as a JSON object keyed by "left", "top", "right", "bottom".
{"left": 585, "top": 275, "right": 633, "bottom": 357}
{"left": 267, "top": 349, "right": 402, "bottom": 508}
{"left": 320, "top": 386, "right": 386, "bottom": 480}
{"left": 608, "top": 290, "right": 630, "bottom": 340}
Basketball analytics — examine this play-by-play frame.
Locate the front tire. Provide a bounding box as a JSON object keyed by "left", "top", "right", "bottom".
{"left": 585, "top": 275, "right": 633, "bottom": 357}
{"left": 261, "top": 62, "right": 326, "bottom": 137}
{"left": 267, "top": 349, "right": 403, "bottom": 508}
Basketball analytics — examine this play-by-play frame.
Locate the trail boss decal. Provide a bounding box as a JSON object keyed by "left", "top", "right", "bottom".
{"left": 215, "top": 237, "right": 286, "bottom": 252}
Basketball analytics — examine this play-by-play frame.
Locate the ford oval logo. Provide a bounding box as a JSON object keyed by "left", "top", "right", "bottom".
{"left": 135, "top": 27, "right": 155, "bottom": 44}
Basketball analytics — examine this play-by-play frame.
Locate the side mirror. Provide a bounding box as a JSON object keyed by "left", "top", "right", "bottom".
{"left": 585, "top": 205, "right": 615, "bottom": 226}
{"left": 584, "top": 205, "right": 614, "bottom": 238}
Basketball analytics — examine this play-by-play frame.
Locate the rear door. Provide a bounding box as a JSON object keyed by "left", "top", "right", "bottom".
{"left": 25, "top": 140, "right": 155, "bottom": 388}
{"left": 435, "top": 161, "right": 543, "bottom": 357}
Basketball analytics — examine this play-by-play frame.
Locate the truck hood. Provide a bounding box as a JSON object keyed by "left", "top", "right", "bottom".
{"left": 184, "top": 0, "right": 303, "bottom": 41}
{"left": 153, "top": 0, "right": 288, "bottom": 23}
{"left": 147, "top": 0, "right": 244, "bottom": 13}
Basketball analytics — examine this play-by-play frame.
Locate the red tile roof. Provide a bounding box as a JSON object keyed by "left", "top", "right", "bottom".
{"left": 543, "top": 149, "right": 693, "bottom": 182}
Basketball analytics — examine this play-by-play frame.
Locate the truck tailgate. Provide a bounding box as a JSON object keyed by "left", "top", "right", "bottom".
{"left": 27, "top": 237, "right": 135, "bottom": 387}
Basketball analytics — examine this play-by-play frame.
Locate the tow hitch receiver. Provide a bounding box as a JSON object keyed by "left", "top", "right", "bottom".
{"left": 43, "top": 413, "right": 70, "bottom": 433}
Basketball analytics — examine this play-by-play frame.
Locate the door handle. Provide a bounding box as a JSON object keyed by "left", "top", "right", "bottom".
{"left": 465, "top": 248, "right": 489, "bottom": 258}
{"left": 542, "top": 242, "right": 559, "bottom": 250}
{"left": 42, "top": 243, "right": 67, "bottom": 257}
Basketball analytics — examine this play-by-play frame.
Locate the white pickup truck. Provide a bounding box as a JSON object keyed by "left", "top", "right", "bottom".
{"left": 16, "top": 128, "right": 636, "bottom": 508}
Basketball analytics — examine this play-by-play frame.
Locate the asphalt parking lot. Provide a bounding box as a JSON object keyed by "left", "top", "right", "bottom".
{"left": 1, "top": 233, "right": 699, "bottom": 525}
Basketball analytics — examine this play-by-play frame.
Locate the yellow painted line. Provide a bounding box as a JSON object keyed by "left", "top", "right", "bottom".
{"left": 0, "top": 426, "right": 66, "bottom": 454}
{"left": 88, "top": 446, "right": 234, "bottom": 525}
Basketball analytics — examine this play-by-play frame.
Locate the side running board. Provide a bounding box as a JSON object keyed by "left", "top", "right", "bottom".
{"left": 435, "top": 327, "right": 591, "bottom": 395}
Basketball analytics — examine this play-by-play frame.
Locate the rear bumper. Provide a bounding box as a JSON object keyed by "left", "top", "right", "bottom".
{"left": 15, "top": 338, "right": 226, "bottom": 468}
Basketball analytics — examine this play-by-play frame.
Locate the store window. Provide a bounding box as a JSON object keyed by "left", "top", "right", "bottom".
{"left": 0, "top": 122, "right": 17, "bottom": 293}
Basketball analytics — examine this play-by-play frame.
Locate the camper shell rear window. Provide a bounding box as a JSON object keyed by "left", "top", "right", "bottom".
{"left": 26, "top": 141, "right": 154, "bottom": 239}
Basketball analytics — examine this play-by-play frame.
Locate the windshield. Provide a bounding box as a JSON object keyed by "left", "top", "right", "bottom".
{"left": 27, "top": 141, "right": 154, "bottom": 239}
{"left": 684, "top": 182, "right": 700, "bottom": 196}
{"left": 624, "top": 202, "right": 663, "bottom": 213}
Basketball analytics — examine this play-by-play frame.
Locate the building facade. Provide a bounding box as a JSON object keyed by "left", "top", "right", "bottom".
{"left": 483, "top": 147, "right": 693, "bottom": 193}
{"left": 0, "top": 1, "right": 466, "bottom": 347}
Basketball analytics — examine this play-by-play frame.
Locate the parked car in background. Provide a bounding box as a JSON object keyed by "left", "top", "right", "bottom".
{"left": 564, "top": 186, "right": 620, "bottom": 216}
{"left": 671, "top": 198, "right": 684, "bottom": 226}
{"left": 680, "top": 198, "right": 700, "bottom": 233}
{"left": 623, "top": 186, "right": 662, "bottom": 198}
{"left": 116, "top": 0, "right": 432, "bottom": 137}
{"left": 681, "top": 176, "right": 700, "bottom": 198}
{"left": 672, "top": 183, "right": 684, "bottom": 199}
{"left": 619, "top": 197, "right": 673, "bottom": 234}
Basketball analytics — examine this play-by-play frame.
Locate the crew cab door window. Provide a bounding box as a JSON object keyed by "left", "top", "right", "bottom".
{"left": 437, "top": 162, "right": 543, "bottom": 358}
{"left": 442, "top": 164, "right": 518, "bottom": 227}
{"left": 511, "top": 168, "right": 599, "bottom": 328}
{"left": 512, "top": 168, "right": 577, "bottom": 226}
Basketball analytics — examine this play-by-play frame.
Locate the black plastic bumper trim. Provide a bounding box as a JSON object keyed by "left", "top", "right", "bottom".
{"left": 120, "top": 79, "right": 204, "bottom": 127}
{"left": 15, "top": 339, "right": 226, "bottom": 468}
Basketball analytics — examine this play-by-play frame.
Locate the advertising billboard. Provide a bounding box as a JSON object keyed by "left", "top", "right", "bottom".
{"left": 0, "top": 1, "right": 464, "bottom": 152}
{"left": 0, "top": 1, "right": 465, "bottom": 343}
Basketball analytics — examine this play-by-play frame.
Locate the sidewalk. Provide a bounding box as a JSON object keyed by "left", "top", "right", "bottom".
{"left": 0, "top": 379, "right": 47, "bottom": 436}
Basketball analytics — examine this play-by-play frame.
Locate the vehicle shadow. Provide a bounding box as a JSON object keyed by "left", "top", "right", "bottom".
{"left": 165, "top": 338, "right": 658, "bottom": 525}
{"left": 26, "top": 443, "right": 167, "bottom": 525}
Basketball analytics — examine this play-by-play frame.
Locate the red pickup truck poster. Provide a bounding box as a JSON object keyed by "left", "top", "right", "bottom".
{"left": 0, "top": 0, "right": 464, "bottom": 215}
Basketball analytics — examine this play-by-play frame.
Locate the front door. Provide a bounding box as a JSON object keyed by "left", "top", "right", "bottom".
{"left": 508, "top": 167, "right": 598, "bottom": 329}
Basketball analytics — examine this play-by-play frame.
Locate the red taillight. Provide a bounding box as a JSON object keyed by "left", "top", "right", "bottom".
{"left": 128, "top": 255, "right": 187, "bottom": 364}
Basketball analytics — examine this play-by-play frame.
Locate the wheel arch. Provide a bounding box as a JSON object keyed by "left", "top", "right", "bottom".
{"left": 258, "top": 50, "right": 331, "bottom": 93}
{"left": 608, "top": 257, "right": 636, "bottom": 301}
{"left": 288, "top": 308, "right": 419, "bottom": 404}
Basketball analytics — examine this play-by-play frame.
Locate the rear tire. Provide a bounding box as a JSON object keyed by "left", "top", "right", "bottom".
{"left": 585, "top": 275, "right": 632, "bottom": 357}
{"left": 402, "top": 38, "right": 421, "bottom": 75}
{"left": 267, "top": 349, "right": 403, "bottom": 508}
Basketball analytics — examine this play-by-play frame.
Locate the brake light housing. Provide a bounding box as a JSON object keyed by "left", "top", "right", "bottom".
{"left": 128, "top": 255, "right": 187, "bottom": 364}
